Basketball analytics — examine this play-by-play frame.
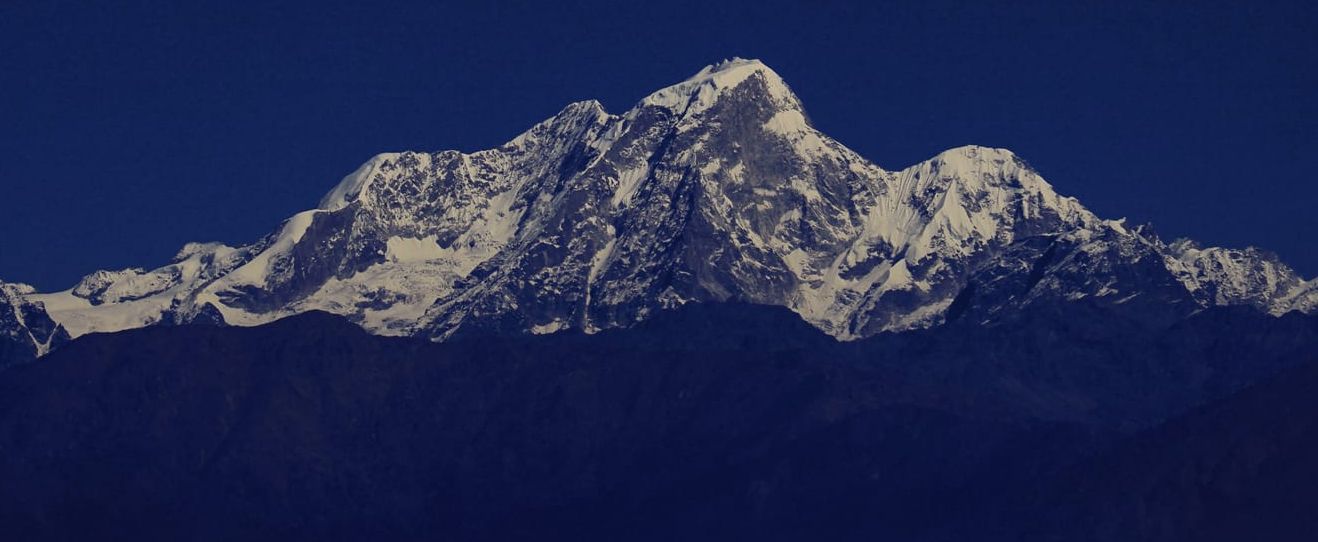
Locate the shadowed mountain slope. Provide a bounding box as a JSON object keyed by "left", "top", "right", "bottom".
{"left": 2, "top": 302, "right": 1315, "bottom": 540}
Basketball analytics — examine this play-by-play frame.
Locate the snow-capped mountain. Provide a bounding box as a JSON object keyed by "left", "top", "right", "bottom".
{"left": 1167, "top": 239, "right": 1318, "bottom": 314}
{"left": 8, "top": 58, "right": 1316, "bottom": 350}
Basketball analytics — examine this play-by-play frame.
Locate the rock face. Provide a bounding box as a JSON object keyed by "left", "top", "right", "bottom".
{"left": 0, "top": 282, "right": 68, "bottom": 368}
{"left": 9, "top": 58, "right": 1317, "bottom": 348}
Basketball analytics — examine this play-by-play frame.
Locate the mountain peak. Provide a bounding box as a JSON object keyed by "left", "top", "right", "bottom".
{"left": 0, "top": 281, "right": 36, "bottom": 297}
{"left": 638, "top": 57, "right": 798, "bottom": 116}
{"left": 934, "top": 144, "right": 1019, "bottom": 162}
{"left": 701, "top": 57, "right": 774, "bottom": 81}
{"left": 319, "top": 153, "right": 396, "bottom": 212}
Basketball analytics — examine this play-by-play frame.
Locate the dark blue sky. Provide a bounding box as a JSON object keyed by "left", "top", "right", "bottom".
{"left": 3, "top": 1, "right": 1315, "bottom": 290}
